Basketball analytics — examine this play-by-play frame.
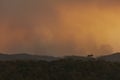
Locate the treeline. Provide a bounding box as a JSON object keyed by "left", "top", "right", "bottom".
{"left": 0, "top": 59, "right": 120, "bottom": 80}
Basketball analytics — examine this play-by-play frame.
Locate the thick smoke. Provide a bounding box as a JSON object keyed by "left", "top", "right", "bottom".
{"left": 0, "top": 0, "right": 117, "bottom": 56}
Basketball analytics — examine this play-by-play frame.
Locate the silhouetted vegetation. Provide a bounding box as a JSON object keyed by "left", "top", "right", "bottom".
{"left": 0, "top": 59, "right": 119, "bottom": 80}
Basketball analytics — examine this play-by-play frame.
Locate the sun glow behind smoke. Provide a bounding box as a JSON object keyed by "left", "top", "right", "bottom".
{"left": 0, "top": 0, "right": 120, "bottom": 56}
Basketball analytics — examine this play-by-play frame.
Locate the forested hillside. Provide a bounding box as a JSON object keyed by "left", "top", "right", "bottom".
{"left": 0, "top": 59, "right": 120, "bottom": 80}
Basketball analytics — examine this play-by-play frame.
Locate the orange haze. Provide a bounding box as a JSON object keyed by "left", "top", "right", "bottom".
{"left": 0, "top": 0, "right": 120, "bottom": 56}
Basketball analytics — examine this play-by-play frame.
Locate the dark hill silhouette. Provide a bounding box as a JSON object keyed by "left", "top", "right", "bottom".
{"left": 98, "top": 52, "right": 120, "bottom": 62}
{"left": 0, "top": 54, "right": 91, "bottom": 61}
{"left": 0, "top": 53, "right": 120, "bottom": 62}
{"left": 0, "top": 53, "right": 60, "bottom": 61}
{"left": 64, "top": 56, "right": 86, "bottom": 60}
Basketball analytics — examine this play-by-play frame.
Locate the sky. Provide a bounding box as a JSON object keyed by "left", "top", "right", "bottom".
{"left": 0, "top": 0, "right": 120, "bottom": 56}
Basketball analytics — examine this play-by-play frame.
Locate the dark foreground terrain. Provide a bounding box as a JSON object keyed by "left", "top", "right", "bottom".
{"left": 0, "top": 59, "right": 120, "bottom": 80}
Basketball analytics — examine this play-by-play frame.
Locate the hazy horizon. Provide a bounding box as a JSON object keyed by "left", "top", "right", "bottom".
{"left": 0, "top": 0, "right": 120, "bottom": 56}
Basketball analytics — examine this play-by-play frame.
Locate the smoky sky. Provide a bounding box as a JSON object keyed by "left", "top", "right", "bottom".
{"left": 0, "top": 0, "right": 119, "bottom": 56}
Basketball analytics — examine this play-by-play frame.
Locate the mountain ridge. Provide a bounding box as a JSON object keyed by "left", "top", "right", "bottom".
{"left": 98, "top": 52, "right": 120, "bottom": 62}
{"left": 0, "top": 53, "right": 120, "bottom": 62}
{"left": 0, "top": 53, "right": 60, "bottom": 61}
